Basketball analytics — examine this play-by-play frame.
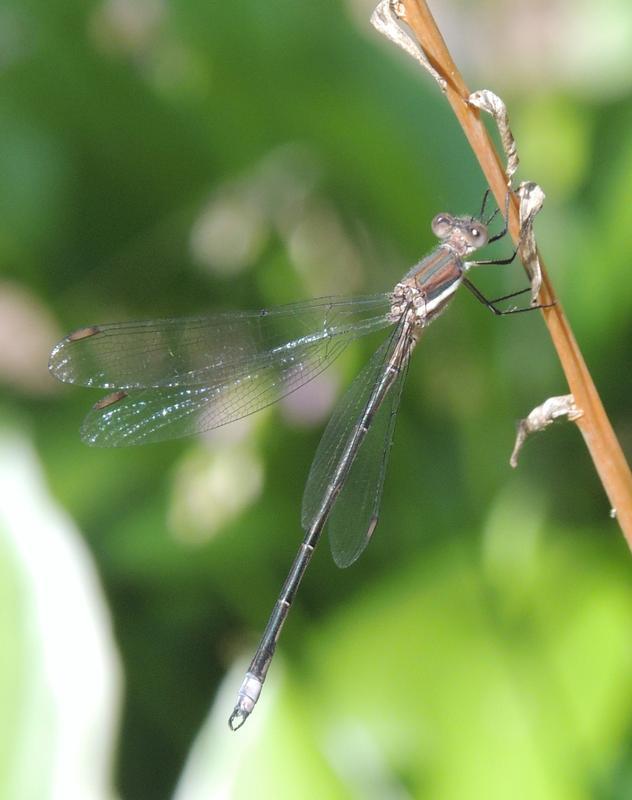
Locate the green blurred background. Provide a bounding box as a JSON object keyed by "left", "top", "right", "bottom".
{"left": 1, "top": 0, "right": 632, "bottom": 798}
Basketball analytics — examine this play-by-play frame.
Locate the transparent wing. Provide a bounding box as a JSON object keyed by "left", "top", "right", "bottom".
{"left": 49, "top": 295, "right": 391, "bottom": 389}
{"left": 301, "top": 330, "right": 410, "bottom": 568}
{"left": 65, "top": 295, "right": 394, "bottom": 447}
{"left": 80, "top": 335, "right": 350, "bottom": 446}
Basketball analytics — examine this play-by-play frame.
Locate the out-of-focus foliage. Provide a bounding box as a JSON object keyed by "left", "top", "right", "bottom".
{"left": 1, "top": 1, "right": 632, "bottom": 798}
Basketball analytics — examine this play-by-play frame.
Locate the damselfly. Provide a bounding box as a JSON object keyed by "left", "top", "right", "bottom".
{"left": 49, "top": 194, "right": 545, "bottom": 729}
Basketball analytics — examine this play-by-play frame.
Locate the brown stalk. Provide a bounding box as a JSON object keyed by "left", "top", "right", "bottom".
{"left": 399, "top": 0, "right": 632, "bottom": 549}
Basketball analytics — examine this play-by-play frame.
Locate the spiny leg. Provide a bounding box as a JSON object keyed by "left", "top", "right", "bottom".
{"left": 487, "top": 286, "right": 531, "bottom": 303}
{"left": 468, "top": 247, "right": 518, "bottom": 267}
{"left": 462, "top": 278, "right": 555, "bottom": 315}
{"left": 479, "top": 188, "right": 491, "bottom": 220}
{"left": 487, "top": 190, "right": 511, "bottom": 243}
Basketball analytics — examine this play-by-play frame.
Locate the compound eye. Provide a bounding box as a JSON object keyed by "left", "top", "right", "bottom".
{"left": 431, "top": 213, "right": 453, "bottom": 239}
{"left": 465, "top": 222, "right": 489, "bottom": 248}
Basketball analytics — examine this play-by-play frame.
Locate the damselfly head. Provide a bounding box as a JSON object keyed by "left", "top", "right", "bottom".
{"left": 431, "top": 213, "right": 489, "bottom": 256}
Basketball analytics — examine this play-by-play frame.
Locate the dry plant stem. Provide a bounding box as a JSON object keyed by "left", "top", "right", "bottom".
{"left": 400, "top": 0, "right": 632, "bottom": 549}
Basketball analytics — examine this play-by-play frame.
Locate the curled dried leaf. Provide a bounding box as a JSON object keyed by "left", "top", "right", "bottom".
{"left": 510, "top": 394, "right": 582, "bottom": 468}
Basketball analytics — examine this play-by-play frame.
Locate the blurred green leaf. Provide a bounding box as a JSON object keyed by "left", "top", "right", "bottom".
{"left": 0, "top": 431, "right": 121, "bottom": 800}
